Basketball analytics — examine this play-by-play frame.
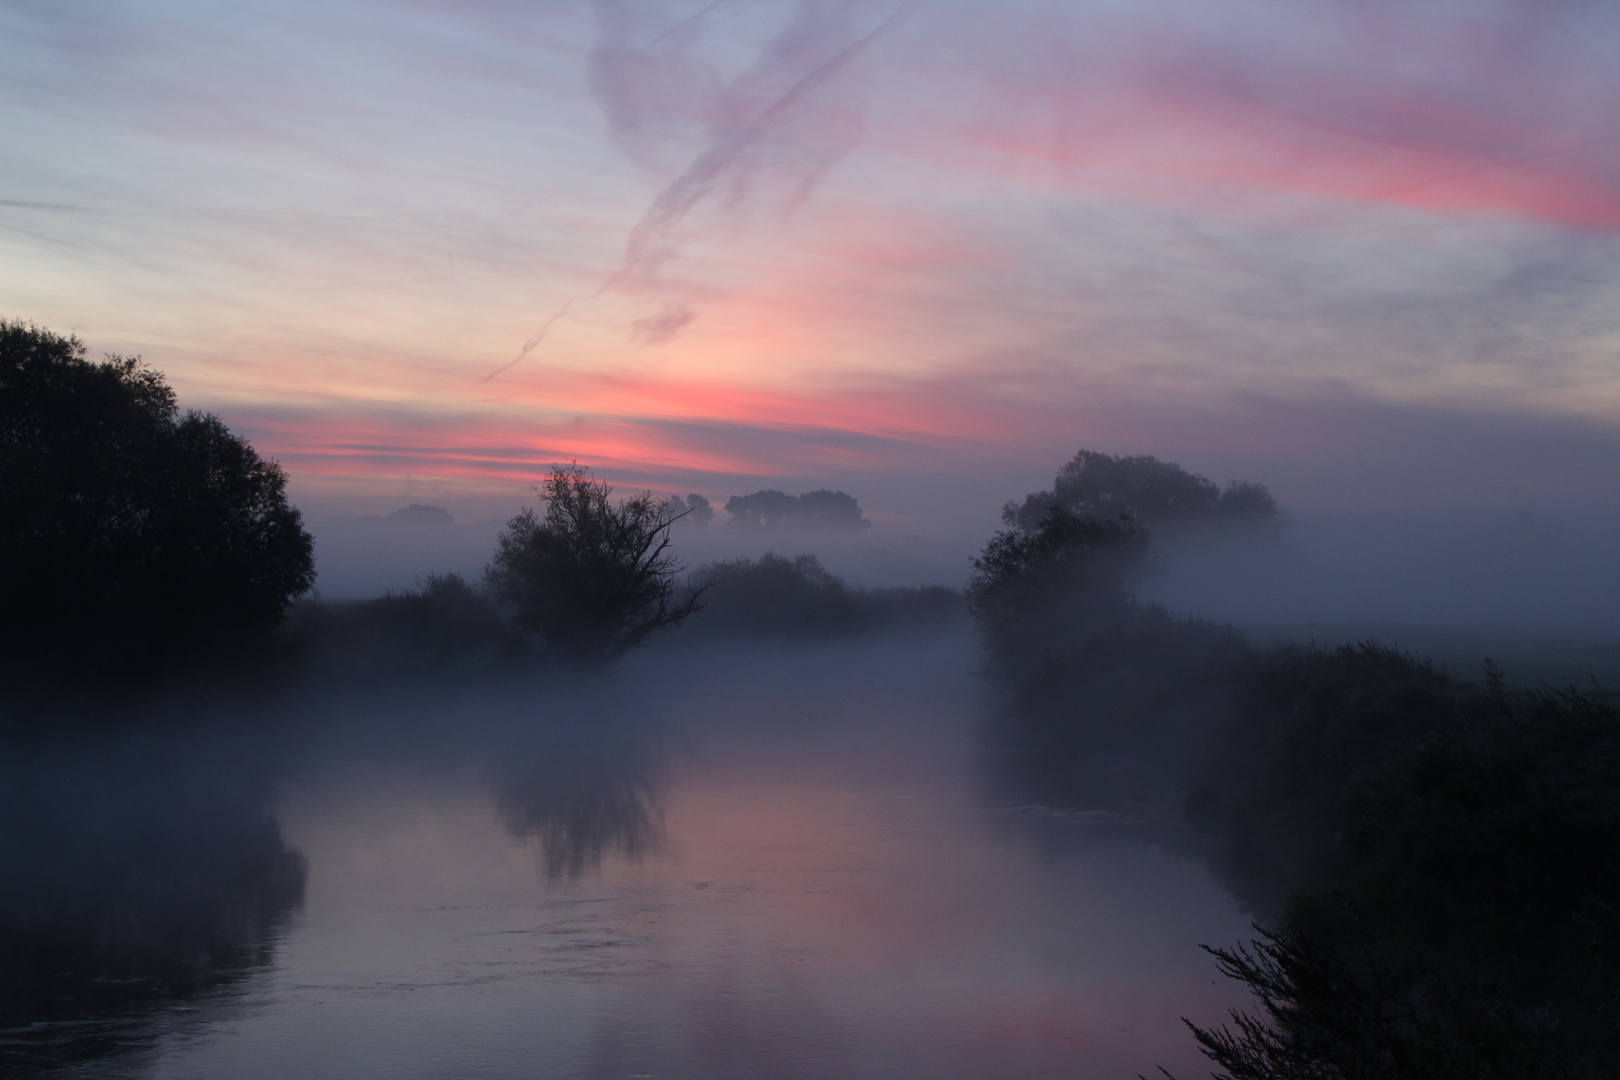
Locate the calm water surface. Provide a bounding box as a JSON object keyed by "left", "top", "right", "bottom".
{"left": 8, "top": 634, "right": 1252, "bottom": 1079}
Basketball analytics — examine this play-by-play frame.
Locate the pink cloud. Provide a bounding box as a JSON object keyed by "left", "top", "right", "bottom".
{"left": 233, "top": 361, "right": 1095, "bottom": 492}
{"left": 888, "top": 3, "right": 1620, "bottom": 231}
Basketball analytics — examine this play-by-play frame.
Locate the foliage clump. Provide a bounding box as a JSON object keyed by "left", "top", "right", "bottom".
{"left": 690, "top": 553, "right": 867, "bottom": 637}
{"left": 1003, "top": 449, "right": 1277, "bottom": 533}
{"left": 485, "top": 465, "right": 705, "bottom": 663}
{"left": 685, "top": 553, "right": 964, "bottom": 641}
{"left": 1178, "top": 681, "right": 1620, "bottom": 1080}
{"left": 970, "top": 506, "right": 1150, "bottom": 636}
{"left": 1182, "top": 922, "right": 1573, "bottom": 1080}
{"left": 971, "top": 501, "right": 1249, "bottom": 804}
{"left": 286, "top": 573, "right": 528, "bottom": 682}
{"left": 659, "top": 492, "right": 714, "bottom": 527}
{"left": 724, "top": 488, "right": 870, "bottom": 530}
{"left": 0, "top": 321, "right": 314, "bottom": 678}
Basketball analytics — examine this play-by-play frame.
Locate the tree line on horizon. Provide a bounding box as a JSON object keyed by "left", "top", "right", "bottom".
{"left": 0, "top": 322, "right": 913, "bottom": 689}
{"left": 392, "top": 486, "right": 871, "bottom": 533}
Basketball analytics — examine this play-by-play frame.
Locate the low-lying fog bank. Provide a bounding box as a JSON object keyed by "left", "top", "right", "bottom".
{"left": 1144, "top": 512, "right": 1620, "bottom": 641}
{"left": 0, "top": 629, "right": 1264, "bottom": 1080}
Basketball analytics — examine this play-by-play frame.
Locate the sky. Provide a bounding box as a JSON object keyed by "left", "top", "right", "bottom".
{"left": 6, "top": 0, "right": 1620, "bottom": 539}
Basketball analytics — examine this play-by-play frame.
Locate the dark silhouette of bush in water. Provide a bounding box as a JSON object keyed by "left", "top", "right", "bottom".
{"left": 485, "top": 465, "right": 708, "bottom": 664}
{"left": 1170, "top": 921, "right": 1574, "bottom": 1080}
{"left": 0, "top": 322, "right": 314, "bottom": 680}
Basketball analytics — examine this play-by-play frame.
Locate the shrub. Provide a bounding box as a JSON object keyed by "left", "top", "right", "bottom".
{"left": 688, "top": 553, "right": 868, "bottom": 638}
{"left": 1003, "top": 449, "right": 1277, "bottom": 532}
{"left": 286, "top": 574, "right": 528, "bottom": 681}
{"left": 723, "top": 488, "right": 870, "bottom": 530}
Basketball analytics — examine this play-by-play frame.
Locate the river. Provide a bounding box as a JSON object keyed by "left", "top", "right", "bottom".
{"left": 2, "top": 631, "right": 1253, "bottom": 1079}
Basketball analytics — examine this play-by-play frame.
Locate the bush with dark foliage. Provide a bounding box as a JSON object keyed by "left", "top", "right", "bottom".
{"left": 687, "top": 553, "right": 964, "bottom": 640}
{"left": 968, "top": 504, "right": 1249, "bottom": 803}
{"left": 689, "top": 553, "right": 869, "bottom": 637}
{"left": 1178, "top": 922, "right": 1572, "bottom": 1080}
{"left": 485, "top": 465, "right": 706, "bottom": 663}
{"left": 1174, "top": 681, "right": 1620, "bottom": 1080}
{"left": 1003, "top": 449, "right": 1278, "bottom": 533}
{"left": 968, "top": 505, "right": 1150, "bottom": 655}
{"left": 723, "top": 488, "right": 870, "bottom": 530}
{"left": 286, "top": 573, "right": 530, "bottom": 683}
{"left": 0, "top": 322, "right": 314, "bottom": 678}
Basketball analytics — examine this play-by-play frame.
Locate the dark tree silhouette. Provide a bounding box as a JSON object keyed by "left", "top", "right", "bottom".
{"left": 659, "top": 492, "right": 714, "bottom": 527}
{"left": 724, "top": 488, "right": 870, "bottom": 530}
{"left": 685, "top": 493, "right": 714, "bottom": 526}
{"left": 689, "top": 553, "right": 869, "bottom": 637}
{"left": 967, "top": 451, "right": 1620, "bottom": 1077}
{"left": 287, "top": 573, "right": 530, "bottom": 681}
{"left": 1005, "top": 449, "right": 1277, "bottom": 532}
{"left": 485, "top": 465, "right": 706, "bottom": 663}
{"left": 969, "top": 505, "right": 1151, "bottom": 628}
{"left": 385, "top": 503, "right": 454, "bottom": 526}
{"left": 797, "top": 488, "right": 869, "bottom": 529}
{"left": 0, "top": 321, "right": 315, "bottom": 676}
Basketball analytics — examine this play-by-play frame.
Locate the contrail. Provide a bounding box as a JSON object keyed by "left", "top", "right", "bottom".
{"left": 482, "top": 274, "right": 626, "bottom": 383}
{"left": 621, "top": 0, "right": 918, "bottom": 274}
{"left": 485, "top": 0, "right": 917, "bottom": 383}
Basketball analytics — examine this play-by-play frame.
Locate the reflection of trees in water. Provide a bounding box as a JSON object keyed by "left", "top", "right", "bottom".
{"left": 497, "top": 745, "right": 665, "bottom": 881}
{"left": 0, "top": 734, "right": 305, "bottom": 1075}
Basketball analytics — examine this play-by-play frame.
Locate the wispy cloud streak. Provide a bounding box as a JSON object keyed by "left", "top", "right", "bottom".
{"left": 488, "top": 0, "right": 914, "bottom": 379}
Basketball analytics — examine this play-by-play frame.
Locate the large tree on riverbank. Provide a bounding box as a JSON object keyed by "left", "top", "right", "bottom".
{"left": 0, "top": 321, "right": 314, "bottom": 676}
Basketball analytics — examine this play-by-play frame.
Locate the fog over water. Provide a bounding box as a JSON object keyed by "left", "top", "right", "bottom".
{"left": 1, "top": 633, "right": 1260, "bottom": 1079}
